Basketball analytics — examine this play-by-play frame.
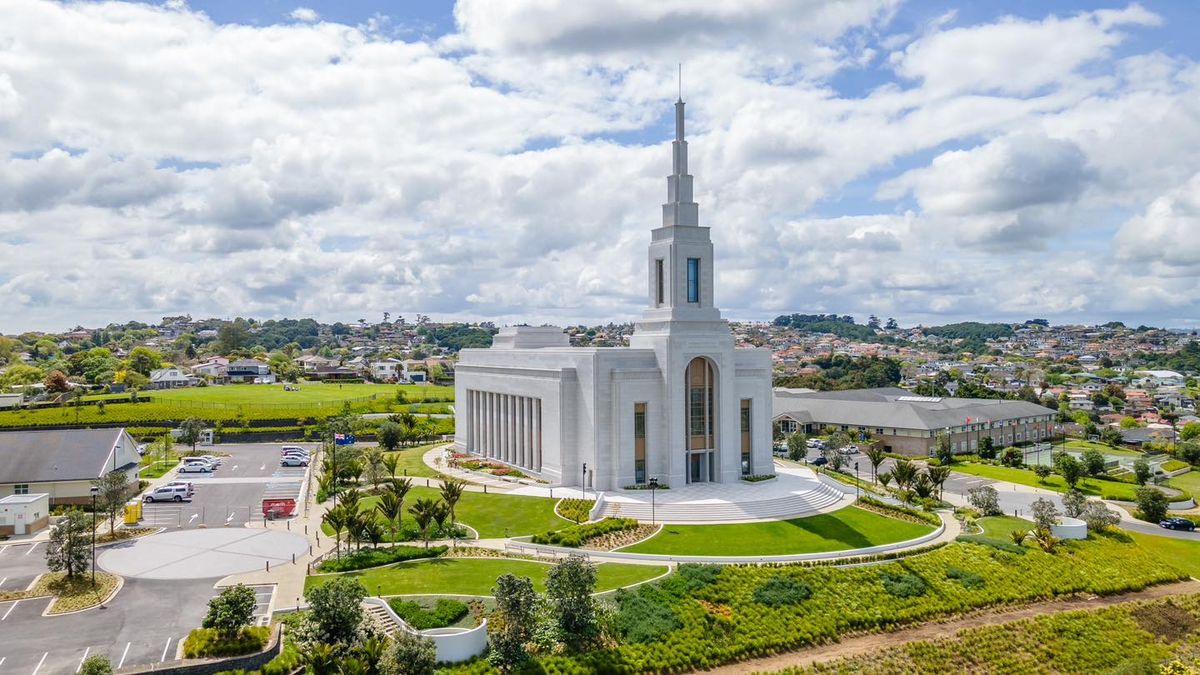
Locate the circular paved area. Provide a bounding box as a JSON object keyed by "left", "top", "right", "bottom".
{"left": 98, "top": 528, "right": 309, "bottom": 580}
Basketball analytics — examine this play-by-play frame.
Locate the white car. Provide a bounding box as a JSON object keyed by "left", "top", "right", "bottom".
{"left": 280, "top": 455, "right": 309, "bottom": 467}
{"left": 280, "top": 445, "right": 307, "bottom": 456}
{"left": 194, "top": 454, "right": 222, "bottom": 466}
{"left": 165, "top": 480, "right": 195, "bottom": 496}
{"left": 178, "top": 461, "right": 213, "bottom": 474}
{"left": 839, "top": 445, "right": 859, "bottom": 455}
{"left": 144, "top": 485, "right": 190, "bottom": 502}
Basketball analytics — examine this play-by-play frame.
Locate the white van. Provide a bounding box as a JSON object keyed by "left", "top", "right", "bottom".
{"left": 143, "top": 484, "right": 191, "bottom": 502}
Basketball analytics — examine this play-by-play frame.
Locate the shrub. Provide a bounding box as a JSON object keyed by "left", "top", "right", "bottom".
{"left": 857, "top": 495, "right": 941, "bottom": 526}
{"left": 613, "top": 585, "right": 682, "bottom": 643}
{"left": 388, "top": 598, "right": 468, "bottom": 630}
{"left": 556, "top": 498, "right": 594, "bottom": 523}
{"left": 945, "top": 566, "right": 985, "bottom": 589}
{"left": 182, "top": 626, "right": 271, "bottom": 658}
{"left": 79, "top": 655, "right": 113, "bottom": 675}
{"left": 531, "top": 518, "right": 639, "bottom": 548}
{"left": 967, "top": 486, "right": 1002, "bottom": 516}
{"left": 752, "top": 575, "right": 813, "bottom": 606}
{"left": 879, "top": 571, "right": 927, "bottom": 598}
{"left": 203, "top": 584, "right": 256, "bottom": 632}
{"left": 316, "top": 545, "right": 446, "bottom": 573}
{"left": 380, "top": 630, "right": 437, "bottom": 675}
{"left": 1134, "top": 486, "right": 1169, "bottom": 523}
{"left": 955, "top": 534, "right": 1027, "bottom": 554}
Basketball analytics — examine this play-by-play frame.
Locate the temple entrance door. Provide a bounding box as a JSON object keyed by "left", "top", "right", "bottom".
{"left": 688, "top": 451, "right": 712, "bottom": 483}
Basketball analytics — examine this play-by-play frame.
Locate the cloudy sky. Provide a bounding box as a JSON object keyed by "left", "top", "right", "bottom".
{"left": 2, "top": 0, "right": 1199, "bottom": 333}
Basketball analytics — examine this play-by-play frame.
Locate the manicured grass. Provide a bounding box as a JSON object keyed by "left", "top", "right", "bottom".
{"left": 949, "top": 463, "right": 1148, "bottom": 500}
{"left": 305, "top": 558, "right": 667, "bottom": 596}
{"left": 1165, "top": 469, "right": 1200, "bottom": 496}
{"left": 382, "top": 444, "right": 442, "bottom": 478}
{"left": 1128, "top": 531, "right": 1200, "bottom": 578}
{"left": 99, "top": 383, "right": 452, "bottom": 406}
{"left": 327, "top": 486, "right": 568, "bottom": 539}
{"left": 1061, "top": 439, "right": 1142, "bottom": 457}
{"left": 975, "top": 515, "right": 1034, "bottom": 539}
{"left": 138, "top": 460, "right": 177, "bottom": 479}
{"left": 618, "top": 506, "right": 934, "bottom": 556}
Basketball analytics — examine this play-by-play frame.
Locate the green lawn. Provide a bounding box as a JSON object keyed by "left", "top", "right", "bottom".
{"left": 382, "top": 445, "right": 442, "bottom": 478}
{"left": 1165, "top": 469, "right": 1200, "bottom": 496}
{"left": 139, "top": 460, "right": 178, "bottom": 479}
{"left": 328, "top": 486, "right": 568, "bottom": 539}
{"left": 1128, "top": 532, "right": 1200, "bottom": 578}
{"left": 618, "top": 506, "right": 934, "bottom": 556}
{"left": 306, "top": 558, "right": 667, "bottom": 596}
{"left": 93, "top": 383, "right": 453, "bottom": 405}
{"left": 1061, "top": 439, "right": 1142, "bottom": 457}
{"left": 949, "top": 463, "right": 1149, "bottom": 500}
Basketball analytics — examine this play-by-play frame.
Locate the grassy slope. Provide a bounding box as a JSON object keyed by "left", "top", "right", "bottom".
{"left": 619, "top": 506, "right": 934, "bottom": 556}
{"left": 1061, "top": 439, "right": 1143, "bottom": 457}
{"left": 306, "top": 558, "right": 667, "bottom": 596}
{"left": 328, "top": 486, "right": 568, "bottom": 539}
{"left": 975, "top": 515, "right": 1034, "bottom": 539}
{"left": 1165, "top": 469, "right": 1200, "bottom": 496}
{"left": 92, "top": 383, "right": 452, "bottom": 405}
{"left": 1128, "top": 531, "right": 1200, "bottom": 578}
{"left": 949, "top": 463, "right": 1145, "bottom": 500}
{"left": 382, "top": 445, "right": 442, "bottom": 478}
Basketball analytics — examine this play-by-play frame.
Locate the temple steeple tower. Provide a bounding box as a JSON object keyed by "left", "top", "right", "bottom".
{"left": 663, "top": 97, "right": 699, "bottom": 228}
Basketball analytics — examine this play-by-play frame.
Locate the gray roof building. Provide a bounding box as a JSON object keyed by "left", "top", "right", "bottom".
{"left": 0, "top": 428, "right": 140, "bottom": 486}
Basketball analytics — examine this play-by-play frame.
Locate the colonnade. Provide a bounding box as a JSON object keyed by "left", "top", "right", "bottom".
{"left": 465, "top": 390, "right": 542, "bottom": 472}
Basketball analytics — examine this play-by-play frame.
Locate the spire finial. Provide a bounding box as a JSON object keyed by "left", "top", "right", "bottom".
{"left": 677, "top": 63, "right": 682, "bottom": 102}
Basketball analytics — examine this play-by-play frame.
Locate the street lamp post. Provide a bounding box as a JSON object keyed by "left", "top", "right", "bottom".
{"left": 854, "top": 462, "right": 859, "bottom": 500}
{"left": 648, "top": 477, "right": 659, "bottom": 525}
{"left": 582, "top": 463, "right": 588, "bottom": 501}
{"left": 89, "top": 485, "right": 98, "bottom": 588}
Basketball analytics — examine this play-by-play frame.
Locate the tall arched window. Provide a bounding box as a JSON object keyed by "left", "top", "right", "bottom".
{"left": 686, "top": 357, "right": 715, "bottom": 450}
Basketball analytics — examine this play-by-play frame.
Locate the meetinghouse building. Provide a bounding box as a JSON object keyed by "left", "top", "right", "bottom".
{"left": 453, "top": 97, "right": 774, "bottom": 491}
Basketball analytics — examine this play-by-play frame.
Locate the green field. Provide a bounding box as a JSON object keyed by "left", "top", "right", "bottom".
{"left": 1129, "top": 531, "right": 1200, "bottom": 578}
{"left": 306, "top": 558, "right": 667, "bottom": 596}
{"left": 1165, "top": 469, "right": 1200, "bottom": 496}
{"left": 0, "top": 382, "right": 454, "bottom": 433}
{"left": 327, "top": 486, "right": 568, "bottom": 539}
{"left": 382, "top": 445, "right": 443, "bottom": 478}
{"left": 1060, "top": 439, "right": 1142, "bottom": 457}
{"left": 618, "top": 506, "right": 934, "bottom": 556}
{"left": 949, "top": 463, "right": 1154, "bottom": 500}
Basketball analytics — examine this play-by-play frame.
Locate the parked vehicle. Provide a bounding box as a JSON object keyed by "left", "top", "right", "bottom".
{"left": 807, "top": 439, "right": 826, "bottom": 449}
{"left": 194, "top": 454, "right": 223, "bottom": 466}
{"left": 839, "top": 445, "right": 858, "bottom": 455}
{"left": 280, "top": 455, "right": 309, "bottom": 467}
{"left": 281, "top": 448, "right": 309, "bottom": 457}
{"left": 165, "top": 481, "right": 195, "bottom": 496}
{"left": 1160, "top": 517, "right": 1197, "bottom": 532}
{"left": 810, "top": 456, "right": 828, "bottom": 466}
{"left": 144, "top": 485, "right": 190, "bottom": 502}
{"left": 178, "top": 461, "right": 213, "bottom": 474}
{"left": 772, "top": 445, "right": 788, "bottom": 456}
{"left": 280, "top": 445, "right": 308, "bottom": 456}
{"left": 136, "top": 444, "right": 148, "bottom": 456}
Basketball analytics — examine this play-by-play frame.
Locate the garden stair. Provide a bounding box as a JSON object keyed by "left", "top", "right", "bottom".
{"left": 363, "top": 600, "right": 403, "bottom": 635}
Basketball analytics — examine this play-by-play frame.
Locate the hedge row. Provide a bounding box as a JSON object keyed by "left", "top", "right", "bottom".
{"left": 316, "top": 545, "right": 447, "bottom": 573}
{"left": 531, "top": 518, "right": 640, "bottom": 548}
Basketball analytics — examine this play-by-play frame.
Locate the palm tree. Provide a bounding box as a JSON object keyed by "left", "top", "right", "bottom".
{"left": 376, "top": 491, "right": 403, "bottom": 544}
{"left": 390, "top": 478, "right": 412, "bottom": 532}
{"left": 439, "top": 478, "right": 466, "bottom": 529}
{"left": 303, "top": 643, "right": 338, "bottom": 675}
{"left": 926, "top": 466, "right": 951, "bottom": 500}
{"left": 409, "top": 497, "right": 439, "bottom": 549}
{"left": 355, "top": 637, "right": 387, "bottom": 673}
{"left": 891, "top": 459, "right": 918, "bottom": 492}
{"left": 912, "top": 473, "right": 935, "bottom": 500}
{"left": 322, "top": 505, "right": 348, "bottom": 558}
{"left": 431, "top": 501, "right": 449, "bottom": 541}
{"left": 878, "top": 471, "right": 893, "bottom": 490}
{"left": 863, "top": 446, "right": 887, "bottom": 484}
{"left": 363, "top": 449, "right": 386, "bottom": 491}
{"left": 340, "top": 488, "right": 363, "bottom": 515}
{"left": 382, "top": 453, "right": 399, "bottom": 481}
{"left": 360, "top": 519, "right": 384, "bottom": 548}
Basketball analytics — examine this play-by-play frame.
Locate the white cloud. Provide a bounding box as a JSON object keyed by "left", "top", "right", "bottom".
{"left": 289, "top": 7, "right": 319, "bottom": 23}
{"left": 1113, "top": 173, "right": 1200, "bottom": 271}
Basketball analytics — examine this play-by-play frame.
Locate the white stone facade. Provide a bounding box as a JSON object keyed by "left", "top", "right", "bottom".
{"left": 454, "top": 100, "right": 774, "bottom": 491}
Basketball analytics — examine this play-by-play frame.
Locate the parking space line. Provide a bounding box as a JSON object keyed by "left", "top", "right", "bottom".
{"left": 117, "top": 642, "right": 131, "bottom": 669}
{"left": 31, "top": 651, "right": 48, "bottom": 675}
{"left": 0, "top": 656, "right": 6, "bottom": 666}
{"left": 161, "top": 637, "right": 173, "bottom": 662}
{"left": 76, "top": 647, "right": 91, "bottom": 673}
{"left": 0, "top": 544, "right": 9, "bottom": 555}
{"left": 0, "top": 576, "right": 7, "bottom": 588}
{"left": 2, "top": 600, "right": 19, "bottom": 620}
{"left": 24, "top": 542, "right": 40, "bottom": 556}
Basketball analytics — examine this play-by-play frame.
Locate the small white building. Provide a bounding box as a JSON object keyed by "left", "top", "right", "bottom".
{"left": 0, "top": 428, "right": 141, "bottom": 505}
{"left": 0, "top": 493, "right": 50, "bottom": 536}
{"left": 149, "top": 367, "right": 193, "bottom": 389}
{"left": 0, "top": 393, "right": 23, "bottom": 410}
{"left": 454, "top": 99, "right": 774, "bottom": 489}
{"left": 369, "top": 358, "right": 408, "bottom": 382}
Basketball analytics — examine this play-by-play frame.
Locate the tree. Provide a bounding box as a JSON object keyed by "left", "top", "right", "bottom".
{"left": 890, "top": 459, "right": 918, "bottom": 492}
{"left": 1133, "top": 457, "right": 1152, "bottom": 485}
{"left": 1181, "top": 422, "right": 1200, "bottom": 442}
{"left": 304, "top": 576, "right": 366, "bottom": 646}
{"left": 79, "top": 655, "right": 113, "bottom": 675}
{"left": 863, "top": 445, "right": 886, "bottom": 484}
{"left": 1000, "top": 446, "right": 1023, "bottom": 467}
{"left": 1120, "top": 416, "right": 1141, "bottom": 429}
{"left": 376, "top": 491, "right": 403, "bottom": 544}
{"left": 926, "top": 466, "right": 951, "bottom": 500}
{"left": 1033, "top": 464, "right": 1052, "bottom": 482}
{"left": 967, "top": 486, "right": 1001, "bottom": 516}
{"left": 323, "top": 504, "right": 350, "bottom": 558}
{"left": 382, "top": 453, "right": 399, "bottom": 481}
{"left": 1134, "top": 486, "right": 1170, "bottom": 523}
{"left": 44, "top": 369, "right": 70, "bottom": 393}
{"left": 829, "top": 451, "right": 847, "bottom": 472}
{"left": 826, "top": 431, "right": 851, "bottom": 454}
{"left": 977, "top": 436, "right": 996, "bottom": 460}
{"left": 1177, "top": 440, "right": 1200, "bottom": 466}
{"left": 1062, "top": 489, "right": 1086, "bottom": 518}
{"left": 46, "top": 510, "right": 91, "bottom": 578}
{"left": 885, "top": 317, "right": 898, "bottom": 330}
{"left": 546, "top": 555, "right": 599, "bottom": 650}
{"left": 1055, "top": 453, "right": 1085, "bottom": 488}
{"left": 380, "top": 630, "right": 436, "bottom": 675}
{"left": 202, "top": 584, "right": 256, "bottom": 633}
{"left": 439, "top": 479, "right": 466, "bottom": 531}
{"left": 177, "top": 417, "right": 205, "bottom": 452}
{"left": 215, "top": 318, "right": 253, "bottom": 355}
{"left": 127, "top": 346, "right": 163, "bottom": 376}
{"left": 93, "top": 470, "right": 129, "bottom": 534}
{"left": 1081, "top": 448, "right": 1107, "bottom": 477}
{"left": 377, "top": 421, "right": 403, "bottom": 451}
{"left": 363, "top": 449, "right": 386, "bottom": 491}
{"left": 409, "top": 498, "right": 439, "bottom": 548}
{"left": 389, "top": 478, "right": 412, "bottom": 532}
{"left": 786, "top": 432, "right": 806, "bottom": 462}
{"left": 488, "top": 573, "right": 538, "bottom": 670}
{"left": 1030, "top": 497, "right": 1060, "bottom": 532}
{"left": 935, "top": 432, "right": 954, "bottom": 465}
{"left": 1081, "top": 500, "right": 1121, "bottom": 531}
{"left": 1100, "top": 427, "right": 1124, "bottom": 447}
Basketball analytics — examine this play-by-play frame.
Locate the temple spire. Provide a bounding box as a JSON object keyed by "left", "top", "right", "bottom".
{"left": 663, "top": 91, "right": 698, "bottom": 227}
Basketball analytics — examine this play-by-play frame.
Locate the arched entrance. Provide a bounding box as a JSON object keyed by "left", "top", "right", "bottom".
{"left": 685, "top": 357, "right": 716, "bottom": 483}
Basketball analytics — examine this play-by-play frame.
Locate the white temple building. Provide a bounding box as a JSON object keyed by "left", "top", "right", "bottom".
{"left": 453, "top": 98, "right": 775, "bottom": 491}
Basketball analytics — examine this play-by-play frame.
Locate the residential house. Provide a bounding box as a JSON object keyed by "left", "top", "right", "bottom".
{"left": 368, "top": 358, "right": 408, "bottom": 383}
{"left": 0, "top": 428, "right": 141, "bottom": 505}
{"left": 227, "top": 359, "right": 275, "bottom": 384}
{"left": 148, "top": 367, "right": 193, "bottom": 389}
{"left": 192, "top": 357, "right": 229, "bottom": 382}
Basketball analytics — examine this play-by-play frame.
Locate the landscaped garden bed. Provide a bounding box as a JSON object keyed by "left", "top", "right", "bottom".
{"left": 531, "top": 517, "right": 639, "bottom": 548}
{"left": 182, "top": 626, "right": 272, "bottom": 658}
{"left": 315, "top": 544, "right": 447, "bottom": 573}
{"left": 0, "top": 572, "right": 121, "bottom": 614}
{"left": 387, "top": 597, "right": 477, "bottom": 629}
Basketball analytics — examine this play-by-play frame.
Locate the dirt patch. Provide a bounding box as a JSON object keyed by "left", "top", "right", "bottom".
{"left": 1131, "top": 601, "right": 1198, "bottom": 642}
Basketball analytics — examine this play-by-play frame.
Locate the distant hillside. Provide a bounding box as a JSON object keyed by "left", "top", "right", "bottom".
{"left": 771, "top": 314, "right": 877, "bottom": 340}
{"left": 774, "top": 355, "right": 901, "bottom": 391}
{"left": 922, "top": 322, "right": 1014, "bottom": 340}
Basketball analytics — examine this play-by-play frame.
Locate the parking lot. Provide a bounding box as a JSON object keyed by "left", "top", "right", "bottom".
{"left": 141, "top": 443, "right": 317, "bottom": 528}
